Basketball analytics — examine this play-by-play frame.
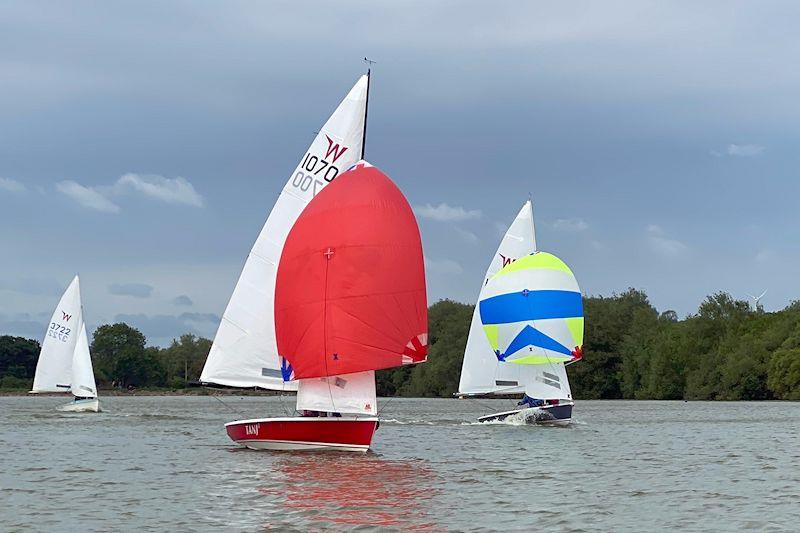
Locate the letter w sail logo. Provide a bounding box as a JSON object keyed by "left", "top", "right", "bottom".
{"left": 499, "top": 254, "right": 515, "bottom": 267}
{"left": 325, "top": 135, "right": 348, "bottom": 164}
{"left": 61, "top": 311, "right": 72, "bottom": 322}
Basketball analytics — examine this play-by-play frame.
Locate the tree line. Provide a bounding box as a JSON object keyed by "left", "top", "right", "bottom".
{"left": 3, "top": 289, "right": 800, "bottom": 399}
{"left": 0, "top": 325, "right": 210, "bottom": 391}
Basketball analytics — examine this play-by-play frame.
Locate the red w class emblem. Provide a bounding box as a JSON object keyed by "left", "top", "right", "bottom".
{"left": 325, "top": 135, "right": 348, "bottom": 164}
{"left": 61, "top": 311, "right": 72, "bottom": 321}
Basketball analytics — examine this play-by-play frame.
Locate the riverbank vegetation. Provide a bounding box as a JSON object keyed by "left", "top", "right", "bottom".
{"left": 4, "top": 289, "right": 800, "bottom": 400}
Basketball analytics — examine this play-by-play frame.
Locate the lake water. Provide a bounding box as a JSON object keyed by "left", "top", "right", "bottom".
{"left": 1, "top": 396, "right": 799, "bottom": 532}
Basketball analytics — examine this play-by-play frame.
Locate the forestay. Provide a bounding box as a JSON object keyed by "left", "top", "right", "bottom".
{"left": 201, "top": 75, "right": 368, "bottom": 390}
{"left": 31, "top": 276, "right": 83, "bottom": 393}
{"left": 458, "top": 201, "right": 539, "bottom": 396}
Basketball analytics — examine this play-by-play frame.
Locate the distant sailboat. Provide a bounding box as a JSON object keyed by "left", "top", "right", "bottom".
{"left": 225, "top": 162, "right": 428, "bottom": 451}
{"left": 30, "top": 275, "right": 100, "bottom": 412}
{"left": 456, "top": 201, "right": 583, "bottom": 425}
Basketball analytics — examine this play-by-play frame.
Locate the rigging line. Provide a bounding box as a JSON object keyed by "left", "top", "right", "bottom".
{"left": 378, "top": 394, "right": 397, "bottom": 417}
{"left": 212, "top": 394, "right": 244, "bottom": 418}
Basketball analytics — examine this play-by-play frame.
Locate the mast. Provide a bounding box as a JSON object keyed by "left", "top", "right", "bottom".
{"left": 528, "top": 194, "right": 537, "bottom": 252}
{"left": 361, "top": 67, "right": 371, "bottom": 159}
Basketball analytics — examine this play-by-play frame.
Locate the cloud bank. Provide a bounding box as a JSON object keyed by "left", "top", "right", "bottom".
{"left": 55, "top": 173, "right": 204, "bottom": 213}
{"left": 56, "top": 180, "right": 121, "bottom": 213}
{"left": 108, "top": 282, "right": 154, "bottom": 298}
{"left": 0, "top": 177, "right": 26, "bottom": 193}
{"left": 415, "top": 203, "right": 482, "bottom": 222}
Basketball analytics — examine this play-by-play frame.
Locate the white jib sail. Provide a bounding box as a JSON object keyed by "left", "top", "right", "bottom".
{"left": 201, "top": 75, "right": 368, "bottom": 390}
{"left": 296, "top": 371, "right": 377, "bottom": 416}
{"left": 525, "top": 363, "right": 573, "bottom": 401}
{"left": 70, "top": 324, "right": 98, "bottom": 399}
{"left": 458, "top": 201, "right": 539, "bottom": 396}
{"left": 31, "top": 275, "right": 83, "bottom": 393}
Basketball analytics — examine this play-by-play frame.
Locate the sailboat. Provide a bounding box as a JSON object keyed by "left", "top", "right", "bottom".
{"left": 226, "top": 162, "right": 428, "bottom": 451}
{"left": 202, "top": 72, "right": 427, "bottom": 451}
{"left": 30, "top": 275, "right": 100, "bottom": 412}
{"left": 456, "top": 201, "right": 583, "bottom": 425}
{"left": 200, "top": 74, "right": 369, "bottom": 392}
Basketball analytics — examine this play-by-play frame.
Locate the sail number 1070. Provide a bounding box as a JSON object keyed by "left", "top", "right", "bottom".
{"left": 291, "top": 152, "right": 341, "bottom": 196}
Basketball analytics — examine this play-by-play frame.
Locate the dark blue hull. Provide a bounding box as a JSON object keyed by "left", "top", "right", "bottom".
{"left": 478, "top": 403, "right": 573, "bottom": 425}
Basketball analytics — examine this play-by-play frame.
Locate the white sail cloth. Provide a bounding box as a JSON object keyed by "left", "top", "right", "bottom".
{"left": 524, "top": 362, "right": 572, "bottom": 400}
{"left": 296, "top": 371, "right": 377, "bottom": 416}
{"left": 31, "top": 275, "right": 98, "bottom": 399}
{"left": 458, "top": 201, "right": 540, "bottom": 396}
{"left": 70, "top": 325, "right": 98, "bottom": 398}
{"left": 201, "top": 75, "right": 368, "bottom": 390}
{"left": 31, "top": 276, "right": 83, "bottom": 393}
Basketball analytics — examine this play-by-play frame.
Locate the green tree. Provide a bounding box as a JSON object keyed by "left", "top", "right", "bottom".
{"left": 0, "top": 335, "right": 41, "bottom": 380}
{"left": 91, "top": 323, "right": 164, "bottom": 387}
{"left": 157, "top": 334, "right": 212, "bottom": 388}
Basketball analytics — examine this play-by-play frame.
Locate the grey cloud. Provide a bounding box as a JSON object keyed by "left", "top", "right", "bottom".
{"left": 0, "top": 177, "right": 26, "bottom": 193}
{"left": 108, "top": 282, "right": 154, "bottom": 298}
{"left": 114, "top": 173, "right": 204, "bottom": 207}
{"left": 727, "top": 144, "right": 765, "bottom": 157}
{"left": 172, "top": 295, "right": 194, "bottom": 307}
{"left": 415, "top": 203, "right": 482, "bottom": 222}
{"left": 424, "top": 257, "right": 464, "bottom": 275}
{"left": 552, "top": 218, "right": 589, "bottom": 232}
{"left": 646, "top": 225, "right": 687, "bottom": 257}
{"left": 0, "top": 312, "right": 47, "bottom": 339}
{"left": 56, "top": 180, "right": 120, "bottom": 213}
{"left": 113, "top": 312, "right": 219, "bottom": 346}
{"left": 0, "top": 277, "right": 65, "bottom": 297}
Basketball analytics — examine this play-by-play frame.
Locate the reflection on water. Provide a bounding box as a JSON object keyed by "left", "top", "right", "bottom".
{"left": 258, "top": 454, "right": 439, "bottom": 530}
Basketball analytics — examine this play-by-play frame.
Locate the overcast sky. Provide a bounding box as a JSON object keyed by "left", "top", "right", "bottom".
{"left": 2, "top": 1, "right": 799, "bottom": 345}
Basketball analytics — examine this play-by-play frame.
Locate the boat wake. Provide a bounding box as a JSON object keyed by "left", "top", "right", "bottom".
{"left": 380, "top": 418, "right": 437, "bottom": 426}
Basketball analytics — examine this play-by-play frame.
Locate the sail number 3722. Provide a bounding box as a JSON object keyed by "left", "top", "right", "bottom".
{"left": 47, "top": 322, "right": 71, "bottom": 343}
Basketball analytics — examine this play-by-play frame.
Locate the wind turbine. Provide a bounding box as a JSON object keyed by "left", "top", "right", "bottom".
{"left": 747, "top": 289, "right": 767, "bottom": 311}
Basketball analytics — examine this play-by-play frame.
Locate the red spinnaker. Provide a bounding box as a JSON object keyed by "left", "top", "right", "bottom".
{"left": 275, "top": 163, "right": 428, "bottom": 379}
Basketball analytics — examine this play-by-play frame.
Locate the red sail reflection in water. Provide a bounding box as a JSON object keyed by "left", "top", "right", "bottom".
{"left": 257, "top": 454, "right": 440, "bottom": 530}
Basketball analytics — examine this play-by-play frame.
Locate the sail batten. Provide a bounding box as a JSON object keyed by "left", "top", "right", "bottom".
{"left": 200, "top": 75, "right": 369, "bottom": 390}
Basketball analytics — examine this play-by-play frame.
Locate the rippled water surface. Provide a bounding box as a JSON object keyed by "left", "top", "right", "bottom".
{"left": 2, "top": 396, "right": 800, "bottom": 531}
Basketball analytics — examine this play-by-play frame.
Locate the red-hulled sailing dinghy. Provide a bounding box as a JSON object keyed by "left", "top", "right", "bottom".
{"left": 225, "top": 162, "right": 428, "bottom": 452}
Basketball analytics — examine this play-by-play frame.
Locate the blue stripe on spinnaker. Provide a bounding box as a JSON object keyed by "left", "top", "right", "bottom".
{"left": 500, "top": 324, "right": 573, "bottom": 359}
{"left": 479, "top": 290, "right": 582, "bottom": 325}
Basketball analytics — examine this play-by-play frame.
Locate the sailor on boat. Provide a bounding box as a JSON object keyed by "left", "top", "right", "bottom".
{"left": 518, "top": 395, "right": 544, "bottom": 408}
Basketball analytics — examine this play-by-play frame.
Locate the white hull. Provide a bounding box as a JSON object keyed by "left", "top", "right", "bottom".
{"left": 57, "top": 398, "right": 100, "bottom": 413}
{"left": 236, "top": 439, "right": 370, "bottom": 452}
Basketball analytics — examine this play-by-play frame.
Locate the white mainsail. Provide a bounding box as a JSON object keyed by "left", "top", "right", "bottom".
{"left": 70, "top": 324, "right": 98, "bottom": 398}
{"left": 457, "top": 201, "right": 540, "bottom": 396}
{"left": 201, "top": 75, "right": 369, "bottom": 390}
{"left": 31, "top": 275, "right": 83, "bottom": 393}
